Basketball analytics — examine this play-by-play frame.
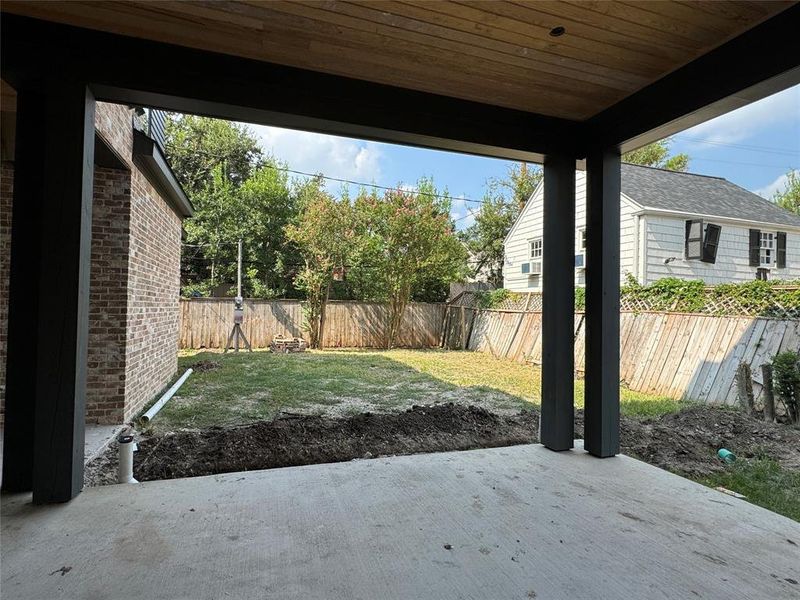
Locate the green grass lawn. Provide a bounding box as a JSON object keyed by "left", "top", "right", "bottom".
{"left": 700, "top": 458, "right": 800, "bottom": 522}
{"left": 153, "top": 348, "right": 680, "bottom": 432}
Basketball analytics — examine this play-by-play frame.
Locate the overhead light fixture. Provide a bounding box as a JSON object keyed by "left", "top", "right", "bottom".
{"left": 549, "top": 26, "right": 566, "bottom": 37}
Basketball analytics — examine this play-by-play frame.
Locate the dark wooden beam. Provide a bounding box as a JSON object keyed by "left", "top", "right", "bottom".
{"left": 540, "top": 154, "right": 575, "bottom": 452}
{"left": 584, "top": 148, "right": 621, "bottom": 458}
{"left": 588, "top": 4, "right": 800, "bottom": 150}
{"left": 1, "top": 84, "right": 44, "bottom": 493}
{"left": 0, "top": 14, "right": 583, "bottom": 163}
{"left": 28, "top": 80, "right": 95, "bottom": 504}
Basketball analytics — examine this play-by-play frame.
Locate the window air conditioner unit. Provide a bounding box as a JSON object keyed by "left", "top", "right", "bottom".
{"left": 529, "top": 261, "right": 542, "bottom": 275}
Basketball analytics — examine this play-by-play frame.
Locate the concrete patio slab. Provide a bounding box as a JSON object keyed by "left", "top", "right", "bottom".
{"left": 2, "top": 443, "right": 799, "bottom": 600}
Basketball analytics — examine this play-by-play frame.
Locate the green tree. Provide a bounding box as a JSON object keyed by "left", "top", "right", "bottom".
{"left": 773, "top": 169, "right": 800, "bottom": 215}
{"left": 623, "top": 138, "right": 689, "bottom": 171}
{"left": 461, "top": 162, "right": 541, "bottom": 285}
{"left": 237, "top": 163, "right": 300, "bottom": 298}
{"left": 165, "top": 116, "right": 303, "bottom": 297}
{"left": 183, "top": 164, "right": 241, "bottom": 289}
{"left": 354, "top": 180, "right": 467, "bottom": 348}
{"left": 496, "top": 162, "right": 542, "bottom": 211}
{"left": 285, "top": 183, "right": 354, "bottom": 348}
{"left": 165, "top": 114, "right": 262, "bottom": 195}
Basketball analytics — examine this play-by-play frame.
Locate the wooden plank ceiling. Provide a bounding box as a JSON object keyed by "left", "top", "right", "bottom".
{"left": 1, "top": 1, "right": 794, "bottom": 120}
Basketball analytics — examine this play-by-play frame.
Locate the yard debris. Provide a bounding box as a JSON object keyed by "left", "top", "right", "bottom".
{"left": 714, "top": 486, "right": 747, "bottom": 499}
{"left": 189, "top": 359, "right": 221, "bottom": 373}
{"left": 269, "top": 335, "right": 307, "bottom": 354}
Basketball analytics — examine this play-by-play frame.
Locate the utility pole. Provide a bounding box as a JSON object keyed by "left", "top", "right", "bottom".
{"left": 237, "top": 238, "right": 243, "bottom": 299}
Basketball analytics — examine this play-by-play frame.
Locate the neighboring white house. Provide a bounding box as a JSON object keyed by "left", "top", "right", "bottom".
{"left": 504, "top": 163, "right": 800, "bottom": 291}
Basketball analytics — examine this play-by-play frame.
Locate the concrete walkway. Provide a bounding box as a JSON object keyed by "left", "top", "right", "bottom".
{"left": 2, "top": 443, "right": 799, "bottom": 599}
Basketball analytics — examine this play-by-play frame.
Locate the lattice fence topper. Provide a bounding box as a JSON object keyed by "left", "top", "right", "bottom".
{"left": 450, "top": 287, "right": 799, "bottom": 319}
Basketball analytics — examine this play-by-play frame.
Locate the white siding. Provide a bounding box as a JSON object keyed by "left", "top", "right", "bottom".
{"left": 503, "top": 172, "right": 637, "bottom": 291}
{"left": 643, "top": 216, "right": 800, "bottom": 284}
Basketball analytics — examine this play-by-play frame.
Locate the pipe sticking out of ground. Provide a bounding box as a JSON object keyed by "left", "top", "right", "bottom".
{"left": 118, "top": 433, "right": 138, "bottom": 484}
{"left": 140, "top": 368, "right": 193, "bottom": 425}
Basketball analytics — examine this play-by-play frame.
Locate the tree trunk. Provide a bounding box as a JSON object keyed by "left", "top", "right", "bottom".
{"left": 761, "top": 363, "right": 775, "bottom": 423}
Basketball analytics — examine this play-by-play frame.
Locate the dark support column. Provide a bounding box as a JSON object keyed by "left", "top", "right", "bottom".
{"left": 584, "top": 148, "right": 621, "bottom": 457}
{"left": 1, "top": 86, "right": 45, "bottom": 493}
{"left": 4, "top": 80, "right": 95, "bottom": 503}
{"left": 541, "top": 154, "right": 575, "bottom": 451}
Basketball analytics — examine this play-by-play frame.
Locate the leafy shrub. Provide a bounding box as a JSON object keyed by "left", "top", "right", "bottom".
{"left": 772, "top": 350, "right": 800, "bottom": 424}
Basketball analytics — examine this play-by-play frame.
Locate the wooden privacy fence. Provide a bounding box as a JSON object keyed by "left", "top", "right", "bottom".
{"left": 443, "top": 307, "right": 800, "bottom": 406}
{"left": 180, "top": 298, "right": 445, "bottom": 349}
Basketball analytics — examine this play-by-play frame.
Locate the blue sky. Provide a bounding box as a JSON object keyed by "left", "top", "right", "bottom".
{"left": 250, "top": 84, "right": 799, "bottom": 230}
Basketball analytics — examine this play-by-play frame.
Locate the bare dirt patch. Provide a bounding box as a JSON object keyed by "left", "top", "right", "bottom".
{"left": 85, "top": 404, "right": 800, "bottom": 486}
{"left": 609, "top": 406, "right": 800, "bottom": 477}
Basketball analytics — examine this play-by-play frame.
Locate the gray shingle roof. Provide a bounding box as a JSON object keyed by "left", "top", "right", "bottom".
{"left": 621, "top": 163, "right": 800, "bottom": 228}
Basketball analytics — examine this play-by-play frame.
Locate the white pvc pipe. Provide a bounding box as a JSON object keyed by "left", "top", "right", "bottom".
{"left": 140, "top": 368, "right": 193, "bottom": 424}
{"left": 118, "top": 434, "right": 138, "bottom": 484}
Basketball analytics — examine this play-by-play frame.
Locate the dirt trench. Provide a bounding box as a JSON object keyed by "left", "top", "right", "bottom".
{"left": 85, "top": 403, "right": 800, "bottom": 486}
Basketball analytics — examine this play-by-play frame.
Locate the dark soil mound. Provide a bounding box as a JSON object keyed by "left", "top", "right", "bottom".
{"left": 610, "top": 406, "right": 800, "bottom": 477}
{"left": 133, "top": 404, "right": 539, "bottom": 482}
{"left": 85, "top": 403, "right": 800, "bottom": 486}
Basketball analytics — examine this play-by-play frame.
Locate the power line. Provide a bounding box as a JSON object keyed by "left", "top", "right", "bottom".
{"left": 688, "top": 156, "right": 796, "bottom": 169}
{"left": 674, "top": 135, "right": 799, "bottom": 156}
{"left": 260, "top": 162, "right": 491, "bottom": 205}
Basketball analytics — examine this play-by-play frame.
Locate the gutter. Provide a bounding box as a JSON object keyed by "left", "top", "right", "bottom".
{"left": 132, "top": 129, "right": 194, "bottom": 218}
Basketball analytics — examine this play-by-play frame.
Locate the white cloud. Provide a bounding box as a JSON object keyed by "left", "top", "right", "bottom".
{"left": 251, "top": 125, "right": 384, "bottom": 185}
{"left": 451, "top": 194, "right": 476, "bottom": 229}
{"left": 680, "top": 85, "right": 800, "bottom": 145}
{"left": 754, "top": 172, "right": 789, "bottom": 199}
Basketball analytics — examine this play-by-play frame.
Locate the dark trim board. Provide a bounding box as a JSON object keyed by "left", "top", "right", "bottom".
{"left": 132, "top": 130, "right": 193, "bottom": 218}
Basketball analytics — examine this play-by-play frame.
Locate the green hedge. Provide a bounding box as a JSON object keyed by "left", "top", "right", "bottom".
{"left": 474, "top": 276, "right": 799, "bottom": 316}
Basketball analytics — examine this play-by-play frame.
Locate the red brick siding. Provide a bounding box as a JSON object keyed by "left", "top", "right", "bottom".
{"left": 95, "top": 102, "right": 134, "bottom": 170}
{"left": 0, "top": 102, "right": 183, "bottom": 425}
{"left": 85, "top": 167, "right": 132, "bottom": 423}
{"left": 123, "top": 169, "right": 182, "bottom": 421}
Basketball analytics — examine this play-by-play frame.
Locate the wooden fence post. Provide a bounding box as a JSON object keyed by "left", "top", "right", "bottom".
{"left": 736, "top": 362, "right": 755, "bottom": 415}
{"left": 761, "top": 363, "right": 775, "bottom": 423}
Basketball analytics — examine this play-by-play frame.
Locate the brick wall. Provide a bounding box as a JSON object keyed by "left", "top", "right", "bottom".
{"left": 0, "top": 102, "right": 184, "bottom": 425}
{"left": 0, "top": 163, "right": 13, "bottom": 425}
{"left": 85, "top": 167, "right": 132, "bottom": 423}
{"left": 123, "top": 169, "right": 182, "bottom": 421}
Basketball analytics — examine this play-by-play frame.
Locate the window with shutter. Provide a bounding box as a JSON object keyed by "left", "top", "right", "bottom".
{"left": 760, "top": 231, "right": 776, "bottom": 267}
{"left": 777, "top": 232, "right": 787, "bottom": 268}
{"left": 685, "top": 220, "right": 703, "bottom": 260}
{"left": 749, "top": 229, "right": 761, "bottom": 267}
{"left": 701, "top": 224, "right": 721, "bottom": 263}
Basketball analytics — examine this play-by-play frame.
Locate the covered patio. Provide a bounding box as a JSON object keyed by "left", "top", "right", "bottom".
{"left": 1, "top": 2, "right": 800, "bottom": 597}
{"left": 3, "top": 443, "right": 799, "bottom": 599}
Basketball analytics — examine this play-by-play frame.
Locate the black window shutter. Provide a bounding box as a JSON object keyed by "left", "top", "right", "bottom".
{"left": 685, "top": 220, "right": 703, "bottom": 260}
{"left": 701, "top": 224, "right": 721, "bottom": 263}
{"left": 776, "top": 231, "right": 787, "bottom": 268}
{"left": 749, "top": 229, "right": 761, "bottom": 267}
